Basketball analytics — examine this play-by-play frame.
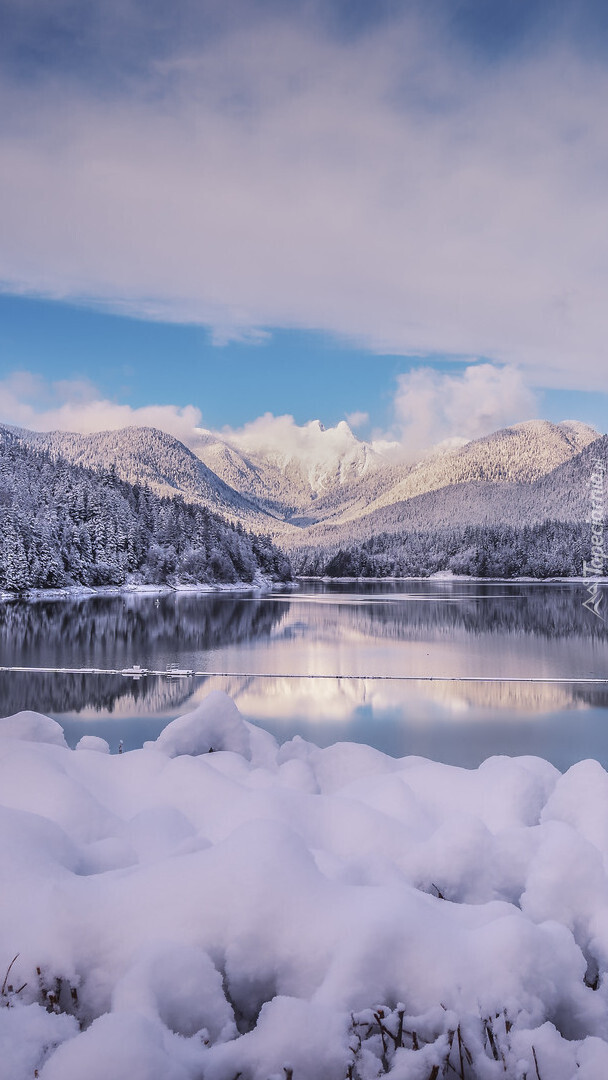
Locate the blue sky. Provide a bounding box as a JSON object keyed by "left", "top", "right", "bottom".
{"left": 1, "top": 0, "right": 607, "bottom": 444}
{"left": 1, "top": 293, "right": 606, "bottom": 438}
{"left": 0, "top": 295, "right": 401, "bottom": 431}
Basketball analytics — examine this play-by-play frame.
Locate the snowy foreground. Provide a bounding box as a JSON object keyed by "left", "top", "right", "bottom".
{"left": 2, "top": 698, "right": 608, "bottom": 1079}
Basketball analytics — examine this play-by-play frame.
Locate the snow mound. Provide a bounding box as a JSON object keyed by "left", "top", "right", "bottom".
{"left": 0, "top": 1003, "right": 77, "bottom": 1080}
{"left": 3, "top": 697, "right": 608, "bottom": 1078}
{"left": 0, "top": 711, "right": 67, "bottom": 747}
{"left": 111, "top": 942, "right": 236, "bottom": 1041}
{"left": 38, "top": 1011, "right": 195, "bottom": 1080}
{"left": 75, "top": 736, "right": 110, "bottom": 754}
{"left": 151, "top": 690, "right": 251, "bottom": 758}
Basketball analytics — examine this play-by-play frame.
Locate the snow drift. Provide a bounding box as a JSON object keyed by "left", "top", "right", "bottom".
{"left": 2, "top": 694, "right": 608, "bottom": 1078}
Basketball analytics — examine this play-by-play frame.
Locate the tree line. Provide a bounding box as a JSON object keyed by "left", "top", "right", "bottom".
{"left": 0, "top": 432, "right": 292, "bottom": 592}
{"left": 292, "top": 520, "right": 603, "bottom": 579}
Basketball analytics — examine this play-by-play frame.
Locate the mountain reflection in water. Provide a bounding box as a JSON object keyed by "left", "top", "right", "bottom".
{"left": 0, "top": 583, "right": 607, "bottom": 769}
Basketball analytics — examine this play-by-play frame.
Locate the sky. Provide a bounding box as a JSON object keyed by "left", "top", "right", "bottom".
{"left": 0, "top": 0, "right": 607, "bottom": 450}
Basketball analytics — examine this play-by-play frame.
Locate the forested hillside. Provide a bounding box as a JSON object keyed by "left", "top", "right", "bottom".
{"left": 286, "top": 420, "right": 600, "bottom": 531}
{"left": 289, "top": 434, "right": 608, "bottom": 547}
{"left": 0, "top": 430, "right": 292, "bottom": 592}
{"left": 1, "top": 420, "right": 604, "bottom": 586}
{"left": 293, "top": 520, "right": 600, "bottom": 579}
{"left": 3, "top": 419, "right": 601, "bottom": 542}
{"left": 8, "top": 423, "right": 270, "bottom": 525}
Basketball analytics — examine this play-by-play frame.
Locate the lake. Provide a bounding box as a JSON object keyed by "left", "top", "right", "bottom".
{"left": 1, "top": 579, "right": 607, "bottom": 770}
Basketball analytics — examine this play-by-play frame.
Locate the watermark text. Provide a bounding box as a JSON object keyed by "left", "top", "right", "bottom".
{"left": 582, "top": 458, "right": 606, "bottom": 620}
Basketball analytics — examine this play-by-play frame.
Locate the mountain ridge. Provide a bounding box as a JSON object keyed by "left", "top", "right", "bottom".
{"left": 1, "top": 418, "right": 602, "bottom": 543}
{"left": 290, "top": 433, "right": 608, "bottom": 549}
{"left": 3, "top": 423, "right": 271, "bottom": 525}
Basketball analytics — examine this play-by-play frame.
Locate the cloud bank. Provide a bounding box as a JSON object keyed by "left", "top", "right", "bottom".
{"left": 0, "top": 362, "right": 539, "bottom": 459}
{"left": 391, "top": 364, "right": 538, "bottom": 455}
{"left": 0, "top": 5, "right": 607, "bottom": 390}
{"left": 0, "top": 373, "right": 204, "bottom": 447}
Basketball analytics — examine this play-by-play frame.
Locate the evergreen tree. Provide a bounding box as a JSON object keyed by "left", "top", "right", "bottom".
{"left": 0, "top": 432, "right": 293, "bottom": 591}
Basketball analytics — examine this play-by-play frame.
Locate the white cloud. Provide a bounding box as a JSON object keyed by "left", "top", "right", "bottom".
{"left": 0, "top": 15, "right": 607, "bottom": 390}
{"left": 392, "top": 363, "right": 538, "bottom": 455}
{"left": 0, "top": 364, "right": 538, "bottom": 460}
{"left": 0, "top": 373, "right": 204, "bottom": 446}
{"left": 345, "top": 411, "right": 369, "bottom": 430}
{"left": 221, "top": 413, "right": 368, "bottom": 467}
{"left": 0, "top": 378, "right": 375, "bottom": 469}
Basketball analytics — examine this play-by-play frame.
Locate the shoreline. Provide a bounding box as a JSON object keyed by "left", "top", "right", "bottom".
{"left": 1, "top": 573, "right": 605, "bottom": 601}
{"left": 0, "top": 577, "right": 297, "bottom": 603}
{"left": 297, "top": 572, "right": 607, "bottom": 584}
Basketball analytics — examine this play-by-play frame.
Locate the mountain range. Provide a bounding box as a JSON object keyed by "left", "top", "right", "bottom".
{"left": 2, "top": 417, "right": 604, "bottom": 547}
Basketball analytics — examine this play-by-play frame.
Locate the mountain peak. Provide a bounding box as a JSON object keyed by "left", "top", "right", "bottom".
{"left": 195, "top": 416, "right": 387, "bottom": 500}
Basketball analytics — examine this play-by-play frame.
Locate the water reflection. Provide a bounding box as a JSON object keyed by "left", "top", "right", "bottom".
{"left": 281, "top": 582, "right": 608, "bottom": 640}
{"left": 209, "top": 672, "right": 608, "bottom": 721}
{"left": 208, "top": 584, "right": 608, "bottom": 682}
{"left": 0, "top": 592, "right": 286, "bottom": 668}
{"left": 51, "top": 673, "right": 608, "bottom": 771}
{"left": 0, "top": 592, "right": 286, "bottom": 717}
{"left": 0, "top": 670, "right": 206, "bottom": 719}
{"left": 0, "top": 583, "right": 607, "bottom": 770}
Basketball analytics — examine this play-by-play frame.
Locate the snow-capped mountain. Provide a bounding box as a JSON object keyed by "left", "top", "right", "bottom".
{"left": 294, "top": 430, "right": 608, "bottom": 547}
{"left": 295, "top": 418, "right": 599, "bottom": 530}
{"left": 5, "top": 424, "right": 267, "bottom": 524}
{"left": 2, "top": 417, "right": 601, "bottom": 541}
{"left": 224, "top": 418, "right": 394, "bottom": 493}
{"left": 194, "top": 418, "right": 396, "bottom": 516}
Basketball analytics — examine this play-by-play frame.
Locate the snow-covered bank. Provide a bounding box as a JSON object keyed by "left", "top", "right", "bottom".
{"left": 0, "top": 577, "right": 297, "bottom": 603}
{"left": 2, "top": 695, "right": 608, "bottom": 1079}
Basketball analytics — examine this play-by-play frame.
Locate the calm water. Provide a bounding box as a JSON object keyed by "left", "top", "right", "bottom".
{"left": 1, "top": 580, "right": 608, "bottom": 770}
